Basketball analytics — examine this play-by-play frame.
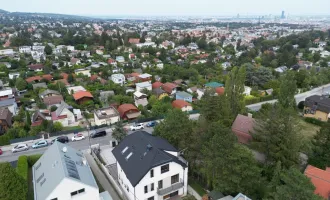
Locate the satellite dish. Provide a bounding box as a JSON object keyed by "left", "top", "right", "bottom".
{"left": 62, "top": 147, "right": 67, "bottom": 153}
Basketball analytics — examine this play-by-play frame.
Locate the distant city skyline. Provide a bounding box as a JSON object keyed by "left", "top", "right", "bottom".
{"left": 2, "top": 0, "right": 330, "bottom": 17}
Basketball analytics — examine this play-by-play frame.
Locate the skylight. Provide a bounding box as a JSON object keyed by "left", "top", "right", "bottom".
{"left": 126, "top": 152, "right": 133, "bottom": 160}
{"left": 122, "top": 146, "right": 129, "bottom": 154}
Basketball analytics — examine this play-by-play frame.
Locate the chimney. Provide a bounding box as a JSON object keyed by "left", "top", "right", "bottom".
{"left": 248, "top": 113, "right": 253, "bottom": 118}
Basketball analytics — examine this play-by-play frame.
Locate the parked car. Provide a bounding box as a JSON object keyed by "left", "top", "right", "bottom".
{"left": 12, "top": 144, "right": 29, "bottom": 153}
{"left": 72, "top": 133, "right": 85, "bottom": 141}
{"left": 0, "top": 148, "right": 2, "bottom": 155}
{"left": 130, "top": 123, "right": 144, "bottom": 131}
{"left": 51, "top": 136, "right": 69, "bottom": 144}
{"left": 90, "top": 131, "right": 106, "bottom": 138}
{"left": 32, "top": 140, "right": 48, "bottom": 149}
{"left": 146, "top": 121, "right": 158, "bottom": 127}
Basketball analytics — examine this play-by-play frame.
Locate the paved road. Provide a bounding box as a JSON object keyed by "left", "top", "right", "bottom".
{"left": 0, "top": 127, "right": 154, "bottom": 163}
{"left": 247, "top": 83, "right": 330, "bottom": 111}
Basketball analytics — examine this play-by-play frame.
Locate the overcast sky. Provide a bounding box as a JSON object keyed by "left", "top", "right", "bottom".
{"left": 2, "top": 0, "right": 330, "bottom": 16}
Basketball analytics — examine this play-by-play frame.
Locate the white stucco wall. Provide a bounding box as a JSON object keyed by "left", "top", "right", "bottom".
{"left": 181, "top": 106, "right": 192, "bottom": 112}
{"left": 94, "top": 114, "right": 120, "bottom": 126}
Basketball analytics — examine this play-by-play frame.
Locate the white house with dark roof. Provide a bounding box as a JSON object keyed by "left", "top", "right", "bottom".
{"left": 32, "top": 141, "right": 111, "bottom": 200}
{"left": 112, "top": 131, "right": 188, "bottom": 200}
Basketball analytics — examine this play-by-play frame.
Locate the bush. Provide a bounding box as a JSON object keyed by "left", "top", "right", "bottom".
{"left": 298, "top": 101, "right": 305, "bottom": 110}
{"left": 304, "top": 117, "right": 327, "bottom": 126}
{"left": 0, "top": 134, "right": 10, "bottom": 146}
{"left": 245, "top": 95, "right": 260, "bottom": 105}
{"left": 27, "top": 154, "right": 42, "bottom": 166}
{"left": 16, "top": 155, "right": 28, "bottom": 181}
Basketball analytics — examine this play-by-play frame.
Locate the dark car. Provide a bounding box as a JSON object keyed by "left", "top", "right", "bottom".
{"left": 146, "top": 121, "right": 158, "bottom": 127}
{"left": 90, "top": 131, "right": 106, "bottom": 138}
{"left": 51, "top": 136, "right": 69, "bottom": 144}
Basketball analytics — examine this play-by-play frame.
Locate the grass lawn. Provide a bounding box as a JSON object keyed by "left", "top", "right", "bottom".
{"left": 189, "top": 179, "right": 207, "bottom": 196}
{"left": 63, "top": 126, "right": 82, "bottom": 131}
{"left": 92, "top": 171, "right": 105, "bottom": 193}
{"left": 27, "top": 167, "right": 34, "bottom": 200}
{"left": 297, "top": 118, "right": 320, "bottom": 139}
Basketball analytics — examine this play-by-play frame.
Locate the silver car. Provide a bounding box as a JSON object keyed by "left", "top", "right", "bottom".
{"left": 12, "top": 143, "right": 29, "bottom": 153}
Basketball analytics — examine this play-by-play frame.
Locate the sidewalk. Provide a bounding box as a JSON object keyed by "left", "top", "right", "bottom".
{"left": 84, "top": 152, "right": 122, "bottom": 200}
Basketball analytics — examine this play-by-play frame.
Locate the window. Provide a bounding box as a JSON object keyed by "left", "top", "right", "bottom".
{"left": 161, "top": 164, "right": 169, "bottom": 174}
{"left": 71, "top": 188, "right": 85, "bottom": 197}
{"left": 151, "top": 183, "right": 154, "bottom": 191}
{"left": 158, "top": 180, "right": 163, "bottom": 189}
{"left": 150, "top": 169, "right": 154, "bottom": 178}
{"left": 144, "top": 185, "right": 148, "bottom": 193}
{"left": 171, "top": 174, "right": 179, "bottom": 184}
{"left": 148, "top": 196, "right": 154, "bottom": 200}
{"left": 50, "top": 198, "right": 58, "bottom": 200}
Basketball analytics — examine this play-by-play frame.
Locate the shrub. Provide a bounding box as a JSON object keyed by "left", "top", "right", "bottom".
{"left": 16, "top": 155, "right": 28, "bottom": 181}
{"left": 298, "top": 101, "right": 305, "bottom": 110}
{"left": 0, "top": 134, "right": 10, "bottom": 146}
{"left": 304, "top": 117, "right": 327, "bottom": 127}
{"left": 27, "top": 154, "right": 42, "bottom": 166}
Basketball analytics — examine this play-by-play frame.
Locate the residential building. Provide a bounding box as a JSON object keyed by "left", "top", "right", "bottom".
{"left": 111, "top": 74, "right": 126, "bottom": 85}
{"left": 32, "top": 141, "right": 110, "bottom": 200}
{"left": 67, "top": 86, "right": 86, "bottom": 94}
{"left": 112, "top": 131, "right": 188, "bottom": 200}
{"left": 94, "top": 107, "right": 120, "bottom": 126}
{"left": 25, "top": 74, "right": 53, "bottom": 83}
{"left": 73, "top": 91, "right": 93, "bottom": 105}
{"left": 39, "top": 89, "right": 61, "bottom": 99}
{"left": 136, "top": 82, "right": 152, "bottom": 92}
{"left": 117, "top": 104, "right": 141, "bottom": 120}
{"left": 152, "top": 82, "right": 163, "bottom": 89}
{"left": 172, "top": 100, "right": 192, "bottom": 112}
{"left": 116, "top": 56, "right": 125, "bottom": 63}
{"left": 134, "top": 91, "right": 148, "bottom": 107}
{"left": 19, "top": 46, "right": 32, "bottom": 54}
{"left": 0, "top": 88, "right": 14, "bottom": 100}
{"left": 204, "top": 82, "right": 224, "bottom": 88}
{"left": 74, "top": 68, "right": 91, "bottom": 77}
{"left": 152, "top": 88, "right": 168, "bottom": 100}
{"left": 304, "top": 95, "right": 330, "bottom": 122}
{"left": 51, "top": 101, "right": 75, "bottom": 127}
{"left": 162, "top": 83, "right": 177, "bottom": 95}
{"left": 28, "top": 64, "right": 44, "bottom": 72}
{"left": 31, "top": 110, "right": 48, "bottom": 126}
{"left": 0, "top": 98, "right": 17, "bottom": 115}
{"left": 176, "top": 91, "right": 192, "bottom": 103}
{"left": 0, "top": 108, "right": 12, "bottom": 135}
{"left": 304, "top": 165, "right": 330, "bottom": 199}
{"left": 8, "top": 72, "right": 20, "bottom": 80}
{"left": 43, "top": 95, "right": 64, "bottom": 107}
{"left": 136, "top": 42, "right": 157, "bottom": 48}
{"left": 128, "top": 38, "right": 140, "bottom": 44}
{"left": 33, "top": 82, "right": 47, "bottom": 90}
{"left": 215, "top": 87, "right": 225, "bottom": 96}
{"left": 137, "top": 73, "right": 153, "bottom": 83}
{"left": 0, "top": 49, "right": 14, "bottom": 55}
{"left": 231, "top": 114, "right": 255, "bottom": 144}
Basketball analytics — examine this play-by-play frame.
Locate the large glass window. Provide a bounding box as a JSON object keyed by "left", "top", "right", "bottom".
{"left": 171, "top": 174, "right": 179, "bottom": 184}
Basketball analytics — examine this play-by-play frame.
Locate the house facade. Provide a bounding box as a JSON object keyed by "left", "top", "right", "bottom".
{"left": 136, "top": 82, "right": 152, "bottom": 92}
{"left": 304, "top": 95, "right": 330, "bottom": 122}
{"left": 0, "top": 108, "right": 12, "bottom": 135}
{"left": 111, "top": 74, "right": 126, "bottom": 85}
{"left": 94, "top": 107, "right": 120, "bottom": 126}
{"left": 51, "top": 101, "right": 75, "bottom": 127}
{"left": 74, "top": 68, "right": 91, "bottom": 77}
{"left": 134, "top": 91, "right": 148, "bottom": 107}
{"left": 175, "top": 91, "right": 192, "bottom": 103}
{"left": 172, "top": 100, "right": 192, "bottom": 112}
{"left": 112, "top": 131, "right": 188, "bottom": 200}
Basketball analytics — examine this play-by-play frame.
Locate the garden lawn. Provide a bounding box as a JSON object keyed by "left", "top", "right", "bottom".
{"left": 189, "top": 179, "right": 207, "bottom": 196}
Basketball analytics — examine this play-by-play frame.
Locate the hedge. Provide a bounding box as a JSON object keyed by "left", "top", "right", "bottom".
{"left": 27, "top": 154, "right": 42, "bottom": 166}
{"left": 16, "top": 155, "right": 28, "bottom": 181}
{"left": 0, "top": 134, "right": 11, "bottom": 146}
{"left": 304, "top": 117, "right": 327, "bottom": 127}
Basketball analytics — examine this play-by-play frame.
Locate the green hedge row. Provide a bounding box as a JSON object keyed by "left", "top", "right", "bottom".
{"left": 0, "top": 134, "right": 11, "bottom": 146}
{"left": 27, "top": 154, "right": 42, "bottom": 166}
{"left": 304, "top": 117, "right": 328, "bottom": 126}
{"left": 245, "top": 95, "right": 275, "bottom": 105}
{"left": 16, "top": 155, "right": 28, "bottom": 181}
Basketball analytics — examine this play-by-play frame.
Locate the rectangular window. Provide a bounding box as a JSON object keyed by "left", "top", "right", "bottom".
{"left": 148, "top": 196, "right": 154, "bottom": 200}
{"left": 50, "top": 198, "right": 58, "bottom": 200}
{"left": 144, "top": 185, "right": 148, "bottom": 193}
{"left": 150, "top": 169, "right": 154, "bottom": 178}
{"left": 71, "top": 191, "right": 78, "bottom": 196}
{"left": 158, "top": 180, "right": 163, "bottom": 189}
{"left": 71, "top": 188, "right": 85, "bottom": 197}
{"left": 78, "top": 188, "right": 85, "bottom": 193}
{"left": 161, "top": 164, "right": 169, "bottom": 174}
{"left": 151, "top": 183, "right": 154, "bottom": 191}
{"left": 171, "top": 174, "right": 179, "bottom": 184}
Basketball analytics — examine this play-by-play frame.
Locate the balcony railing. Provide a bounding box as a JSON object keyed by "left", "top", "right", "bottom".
{"left": 157, "top": 179, "right": 184, "bottom": 196}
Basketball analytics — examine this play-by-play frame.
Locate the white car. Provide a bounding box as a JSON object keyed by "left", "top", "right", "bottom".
{"left": 130, "top": 123, "right": 144, "bottom": 131}
{"left": 12, "top": 144, "right": 29, "bottom": 153}
{"left": 72, "top": 133, "right": 85, "bottom": 141}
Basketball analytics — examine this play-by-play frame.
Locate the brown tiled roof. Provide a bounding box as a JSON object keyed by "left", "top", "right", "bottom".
{"left": 152, "top": 82, "right": 163, "bottom": 89}
{"left": 215, "top": 87, "right": 225, "bottom": 95}
{"left": 172, "top": 100, "right": 191, "bottom": 109}
{"left": 0, "top": 107, "right": 12, "bottom": 126}
{"left": 28, "top": 64, "right": 44, "bottom": 70}
{"left": 128, "top": 38, "right": 140, "bottom": 44}
{"left": 43, "top": 95, "right": 64, "bottom": 106}
{"left": 231, "top": 114, "right": 255, "bottom": 144}
{"left": 304, "top": 165, "right": 330, "bottom": 199}
{"left": 162, "top": 82, "right": 177, "bottom": 94}
{"left": 73, "top": 91, "right": 93, "bottom": 101}
{"left": 117, "top": 104, "right": 139, "bottom": 118}
{"left": 25, "top": 74, "right": 53, "bottom": 83}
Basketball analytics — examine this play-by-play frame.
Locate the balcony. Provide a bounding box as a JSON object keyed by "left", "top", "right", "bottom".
{"left": 157, "top": 179, "right": 184, "bottom": 196}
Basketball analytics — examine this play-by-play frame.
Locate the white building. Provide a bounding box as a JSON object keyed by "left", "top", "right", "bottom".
{"left": 32, "top": 141, "right": 111, "bottom": 200}
{"left": 74, "top": 68, "right": 91, "bottom": 77}
{"left": 136, "top": 82, "right": 152, "bottom": 92}
{"left": 94, "top": 107, "right": 120, "bottom": 126}
{"left": 136, "top": 42, "right": 157, "bottom": 48}
{"left": 134, "top": 91, "right": 148, "bottom": 107}
{"left": 244, "top": 86, "right": 252, "bottom": 96}
{"left": 67, "top": 86, "right": 86, "bottom": 94}
{"left": 19, "top": 46, "right": 32, "bottom": 54}
{"left": 112, "top": 131, "right": 188, "bottom": 200}
{"left": 0, "top": 98, "right": 17, "bottom": 115}
{"left": 8, "top": 72, "right": 20, "bottom": 80}
{"left": 0, "top": 49, "right": 14, "bottom": 55}
{"left": 111, "top": 74, "right": 125, "bottom": 85}
{"left": 51, "top": 101, "right": 75, "bottom": 127}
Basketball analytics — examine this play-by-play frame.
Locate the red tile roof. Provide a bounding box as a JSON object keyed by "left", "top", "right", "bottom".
{"left": 61, "top": 72, "right": 68, "bottom": 80}
{"left": 73, "top": 91, "right": 93, "bottom": 101}
{"left": 152, "top": 82, "right": 163, "bottom": 89}
{"left": 128, "top": 38, "right": 140, "bottom": 44}
{"left": 162, "top": 82, "right": 177, "bottom": 94}
{"left": 51, "top": 111, "right": 67, "bottom": 120}
{"left": 108, "top": 58, "right": 116, "bottom": 64}
{"left": 305, "top": 165, "right": 330, "bottom": 199}
{"left": 215, "top": 87, "right": 225, "bottom": 95}
{"left": 231, "top": 114, "right": 255, "bottom": 144}
{"left": 117, "top": 104, "right": 139, "bottom": 118}
{"left": 172, "top": 100, "right": 191, "bottom": 109}
{"left": 26, "top": 74, "right": 53, "bottom": 83}
{"left": 28, "top": 64, "right": 44, "bottom": 70}
{"left": 43, "top": 95, "right": 64, "bottom": 106}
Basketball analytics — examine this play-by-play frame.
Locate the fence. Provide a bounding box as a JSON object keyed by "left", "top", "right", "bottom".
{"left": 187, "top": 185, "right": 202, "bottom": 200}
{"left": 10, "top": 135, "right": 42, "bottom": 144}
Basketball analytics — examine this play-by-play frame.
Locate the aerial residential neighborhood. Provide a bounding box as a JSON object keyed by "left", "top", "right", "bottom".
{"left": 0, "top": 1, "right": 330, "bottom": 200}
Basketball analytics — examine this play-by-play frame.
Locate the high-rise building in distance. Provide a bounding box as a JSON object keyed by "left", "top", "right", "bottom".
{"left": 281, "top": 11, "right": 285, "bottom": 19}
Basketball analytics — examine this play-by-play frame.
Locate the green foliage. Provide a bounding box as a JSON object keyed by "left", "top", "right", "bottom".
{"left": 245, "top": 63, "right": 274, "bottom": 87}
{"left": 277, "top": 72, "right": 297, "bottom": 111}
{"left": 27, "top": 154, "right": 42, "bottom": 166}
{"left": 44, "top": 44, "right": 53, "bottom": 55}
{"left": 112, "top": 121, "right": 127, "bottom": 142}
{"left": 304, "top": 117, "right": 327, "bottom": 127}
{"left": 308, "top": 126, "right": 330, "bottom": 169}
{"left": 15, "top": 77, "right": 27, "bottom": 91}
{"left": 150, "top": 100, "right": 172, "bottom": 117}
{"left": 53, "top": 122, "right": 64, "bottom": 132}
{"left": 25, "top": 111, "right": 31, "bottom": 127}
{"left": 0, "top": 162, "right": 28, "bottom": 200}
{"left": 16, "top": 155, "right": 28, "bottom": 181}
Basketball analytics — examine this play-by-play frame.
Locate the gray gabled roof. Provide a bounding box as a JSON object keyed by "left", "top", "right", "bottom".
{"left": 112, "top": 131, "right": 187, "bottom": 187}
{"left": 176, "top": 91, "right": 192, "bottom": 98}
{"left": 55, "top": 101, "right": 71, "bottom": 116}
{"left": 33, "top": 142, "right": 98, "bottom": 200}
{"left": 39, "top": 89, "right": 60, "bottom": 98}
{"left": 0, "top": 98, "right": 15, "bottom": 107}
{"left": 304, "top": 95, "right": 330, "bottom": 113}
{"left": 32, "top": 110, "right": 46, "bottom": 122}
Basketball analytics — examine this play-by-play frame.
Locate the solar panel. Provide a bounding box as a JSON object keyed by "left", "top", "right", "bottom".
{"left": 64, "top": 158, "right": 80, "bottom": 180}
